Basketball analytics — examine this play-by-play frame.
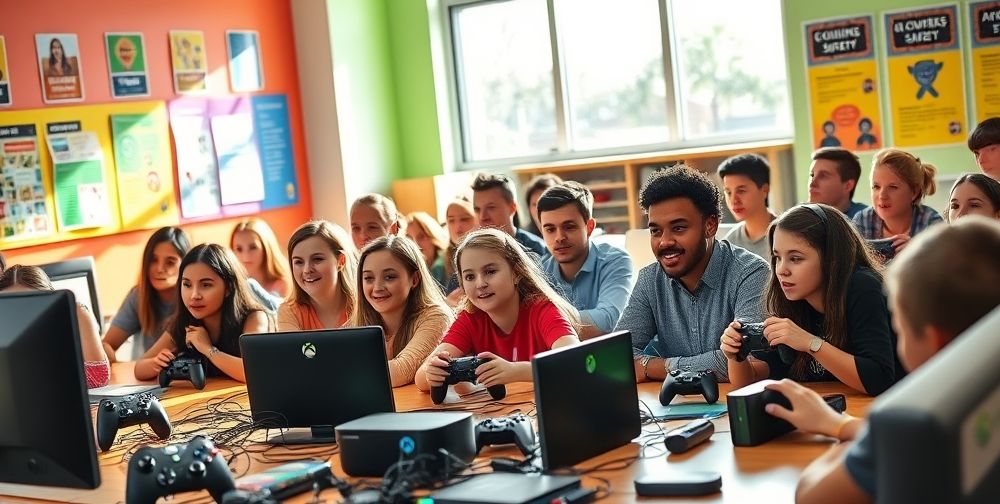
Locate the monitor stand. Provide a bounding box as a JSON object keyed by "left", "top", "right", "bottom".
{"left": 265, "top": 425, "right": 337, "bottom": 445}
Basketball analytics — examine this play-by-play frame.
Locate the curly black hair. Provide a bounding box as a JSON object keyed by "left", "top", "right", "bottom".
{"left": 639, "top": 164, "right": 721, "bottom": 219}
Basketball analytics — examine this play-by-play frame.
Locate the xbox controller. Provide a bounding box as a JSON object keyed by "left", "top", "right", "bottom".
{"left": 867, "top": 238, "right": 896, "bottom": 262}
{"left": 97, "top": 393, "right": 172, "bottom": 452}
{"left": 659, "top": 369, "right": 720, "bottom": 405}
{"left": 429, "top": 356, "right": 506, "bottom": 404}
{"left": 736, "top": 320, "right": 796, "bottom": 365}
{"left": 125, "top": 435, "right": 235, "bottom": 504}
{"left": 474, "top": 413, "right": 536, "bottom": 456}
{"left": 159, "top": 353, "right": 207, "bottom": 389}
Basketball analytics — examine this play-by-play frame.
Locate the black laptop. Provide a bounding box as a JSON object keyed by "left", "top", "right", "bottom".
{"left": 240, "top": 327, "right": 395, "bottom": 444}
{"left": 532, "top": 330, "right": 641, "bottom": 469}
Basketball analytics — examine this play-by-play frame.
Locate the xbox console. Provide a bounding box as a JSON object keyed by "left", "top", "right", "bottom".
{"left": 335, "top": 412, "right": 476, "bottom": 477}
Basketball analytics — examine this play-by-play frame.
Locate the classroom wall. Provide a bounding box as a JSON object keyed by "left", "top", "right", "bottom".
{"left": 0, "top": 0, "right": 313, "bottom": 317}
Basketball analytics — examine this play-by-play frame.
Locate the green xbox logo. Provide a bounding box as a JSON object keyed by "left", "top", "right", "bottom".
{"left": 585, "top": 354, "right": 596, "bottom": 374}
{"left": 301, "top": 342, "right": 317, "bottom": 359}
{"left": 976, "top": 412, "right": 991, "bottom": 448}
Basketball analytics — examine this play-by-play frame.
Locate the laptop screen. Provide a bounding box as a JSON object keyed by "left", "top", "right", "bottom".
{"left": 532, "top": 331, "right": 641, "bottom": 470}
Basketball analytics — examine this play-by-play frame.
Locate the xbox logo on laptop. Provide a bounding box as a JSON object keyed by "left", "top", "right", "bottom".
{"left": 301, "top": 342, "right": 317, "bottom": 359}
{"left": 585, "top": 354, "right": 596, "bottom": 374}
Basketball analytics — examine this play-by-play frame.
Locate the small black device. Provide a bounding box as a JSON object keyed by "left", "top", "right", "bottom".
{"left": 659, "top": 369, "right": 719, "bottom": 405}
{"left": 663, "top": 418, "right": 715, "bottom": 454}
{"left": 430, "top": 473, "right": 581, "bottom": 504}
{"left": 96, "top": 393, "right": 172, "bottom": 451}
{"left": 159, "top": 353, "right": 207, "bottom": 389}
{"left": 474, "top": 413, "right": 536, "bottom": 456}
{"left": 866, "top": 237, "right": 896, "bottom": 261}
{"left": 634, "top": 471, "right": 722, "bottom": 496}
{"left": 823, "top": 393, "right": 847, "bottom": 413}
{"left": 125, "top": 435, "right": 235, "bottom": 504}
{"left": 334, "top": 411, "right": 475, "bottom": 477}
{"left": 234, "top": 460, "right": 331, "bottom": 500}
{"left": 728, "top": 380, "right": 851, "bottom": 446}
{"left": 430, "top": 356, "right": 507, "bottom": 404}
{"left": 736, "top": 319, "right": 796, "bottom": 364}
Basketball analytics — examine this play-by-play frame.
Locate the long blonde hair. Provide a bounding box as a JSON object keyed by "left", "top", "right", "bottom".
{"left": 350, "top": 235, "right": 453, "bottom": 357}
{"left": 231, "top": 217, "right": 291, "bottom": 293}
{"left": 872, "top": 148, "right": 938, "bottom": 205}
{"left": 444, "top": 197, "right": 476, "bottom": 280}
{"left": 286, "top": 220, "right": 358, "bottom": 316}
{"left": 454, "top": 228, "right": 579, "bottom": 330}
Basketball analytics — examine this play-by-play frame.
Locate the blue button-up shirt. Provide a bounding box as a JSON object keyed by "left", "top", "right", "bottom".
{"left": 542, "top": 241, "right": 634, "bottom": 334}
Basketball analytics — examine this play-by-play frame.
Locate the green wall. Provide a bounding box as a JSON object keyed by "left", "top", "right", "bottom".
{"left": 782, "top": 0, "right": 979, "bottom": 208}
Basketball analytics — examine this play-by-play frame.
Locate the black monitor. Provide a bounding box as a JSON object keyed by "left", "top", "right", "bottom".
{"left": 870, "top": 305, "right": 1000, "bottom": 503}
{"left": 38, "top": 256, "right": 102, "bottom": 330}
{"left": 0, "top": 290, "right": 100, "bottom": 488}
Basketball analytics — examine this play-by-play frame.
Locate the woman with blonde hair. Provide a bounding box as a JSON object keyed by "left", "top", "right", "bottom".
{"left": 277, "top": 220, "right": 358, "bottom": 330}
{"left": 405, "top": 211, "right": 449, "bottom": 286}
{"left": 230, "top": 218, "right": 291, "bottom": 298}
{"left": 350, "top": 193, "right": 404, "bottom": 250}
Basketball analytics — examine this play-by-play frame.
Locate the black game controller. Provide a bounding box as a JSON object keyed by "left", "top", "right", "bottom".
{"left": 97, "top": 393, "right": 172, "bottom": 452}
{"left": 159, "top": 353, "right": 207, "bottom": 390}
{"left": 736, "top": 320, "right": 796, "bottom": 365}
{"left": 125, "top": 435, "right": 235, "bottom": 504}
{"left": 659, "top": 369, "right": 720, "bottom": 405}
{"left": 866, "top": 238, "right": 896, "bottom": 262}
{"left": 430, "top": 356, "right": 507, "bottom": 404}
{"left": 474, "top": 413, "right": 536, "bottom": 456}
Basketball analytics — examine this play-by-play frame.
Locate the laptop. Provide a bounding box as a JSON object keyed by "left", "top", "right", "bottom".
{"left": 240, "top": 327, "right": 395, "bottom": 444}
{"left": 532, "top": 330, "right": 641, "bottom": 470}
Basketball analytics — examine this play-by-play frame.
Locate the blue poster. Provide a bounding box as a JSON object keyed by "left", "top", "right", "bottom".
{"left": 251, "top": 94, "right": 298, "bottom": 210}
{"left": 227, "top": 30, "right": 263, "bottom": 92}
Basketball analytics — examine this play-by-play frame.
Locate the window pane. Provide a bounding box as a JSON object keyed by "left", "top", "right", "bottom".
{"left": 672, "top": 0, "right": 791, "bottom": 139}
{"left": 556, "top": 0, "right": 669, "bottom": 150}
{"left": 452, "top": 0, "right": 557, "bottom": 161}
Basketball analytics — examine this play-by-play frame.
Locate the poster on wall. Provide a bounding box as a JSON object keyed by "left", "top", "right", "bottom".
{"left": 35, "top": 33, "right": 84, "bottom": 103}
{"left": 0, "top": 124, "right": 51, "bottom": 241}
{"left": 110, "top": 112, "right": 177, "bottom": 229}
{"left": 0, "top": 36, "right": 11, "bottom": 106}
{"left": 251, "top": 94, "right": 299, "bottom": 210}
{"left": 226, "top": 30, "right": 264, "bottom": 92}
{"left": 169, "top": 98, "right": 222, "bottom": 218}
{"left": 169, "top": 30, "right": 208, "bottom": 94}
{"left": 45, "top": 122, "right": 112, "bottom": 231}
{"left": 210, "top": 99, "right": 265, "bottom": 205}
{"left": 803, "top": 15, "right": 883, "bottom": 151}
{"left": 105, "top": 32, "right": 150, "bottom": 99}
{"left": 969, "top": 1, "right": 1000, "bottom": 123}
{"left": 883, "top": 4, "right": 968, "bottom": 147}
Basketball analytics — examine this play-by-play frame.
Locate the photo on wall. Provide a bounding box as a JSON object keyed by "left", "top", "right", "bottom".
{"left": 35, "top": 33, "right": 84, "bottom": 103}
{"left": 226, "top": 30, "right": 264, "bottom": 92}
{"left": 105, "top": 32, "right": 150, "bottom": 99}
{"left": 169, "top": 30, "right": 208, "bottom": 94}
{"left": 0, "top": 36, "right": 11, "bottom": 106}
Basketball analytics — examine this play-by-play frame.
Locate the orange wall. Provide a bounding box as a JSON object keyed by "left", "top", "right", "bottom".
{"left": 0, "top": 0, "right": 313, "bottom": 318}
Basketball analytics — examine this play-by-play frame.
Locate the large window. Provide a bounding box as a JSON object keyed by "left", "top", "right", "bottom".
{"left": 447, "top": 0, "right": 791, "bottom": 165}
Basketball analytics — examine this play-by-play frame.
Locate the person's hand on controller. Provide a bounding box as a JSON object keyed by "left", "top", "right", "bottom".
{"left": 888, "top": 233, "right": 911, "bottom": 254}
{"left": 720, "top": 320, "right": 745, "bottom": 360}
{"left": 423, "top": 350, "right": 453, "bottom": 388}
{"left": 474, "top": 352, "right": 524, "bottom": 386}
{"left": 763, "top": 317, "right": 818, "bottom": 353}
{"left": 763, "top": 379, "right": 860, "bottom": 441}
{"left": 150, "top": 349, "right": 176, "bottom": 373}
{"left": 184, "top": 325, "right": 212, "bottom": 355}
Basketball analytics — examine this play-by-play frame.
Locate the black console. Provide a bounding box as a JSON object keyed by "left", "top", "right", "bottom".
{"left": 659, "top": 369, "right": 719, "bottom": 405}
{"left": 335, "top": 412, "right": 476, "bottom": 477}
{"left": 474, "top": 414, "right": 536, "bottom": 456}
{"left": 736, "top": 320, "right": 796, "bottom": 365}
{"left": 96, "top": 393, "right": 171, "bottom": 452}
{"left": 159, "top": 353, "right": 207, "bottom": 390}
{"left": 125, "top": 436, "right": 235, "bottom": 504}
{"left": 728, "top": 380, "right": 849, "bottom": 446}
{"left": 430, "top": 356, "right": 506, "bottom": 404}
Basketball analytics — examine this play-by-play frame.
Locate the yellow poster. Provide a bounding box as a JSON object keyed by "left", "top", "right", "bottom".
{"left": 883, "top": 4, "right": 968, "bottom": 147}
{"left": 169, "top": 30, "right": 208, "bottom": 94}
{"left": 110, "top": 106, "right": 178, "bottom": 229}
{"left": 804, "top": 15, "right": 883, "bottom": 151}
{"left": 969, "top": 1, "right": 1000, "bottom": 122}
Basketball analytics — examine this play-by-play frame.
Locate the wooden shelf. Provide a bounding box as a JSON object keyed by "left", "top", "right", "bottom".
{"left": 593, "top": 200, "right": 629, "bottom": 209}
{"left": 588, "top": 182, "right": 627, "bottom": 191}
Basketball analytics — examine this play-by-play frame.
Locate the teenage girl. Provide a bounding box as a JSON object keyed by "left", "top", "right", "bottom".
{"left": 277, "top": 220, "right": 358, "bottom": 331}
{"left": 350, "top": 235, "right": 454, "bottom": 387}
{"left": 134, "top": 244, "right": 271, "bottom": 383}
{"left": 722, "top": 204, "right": 900, "bottom": 395}
{"left": 102, "top": 227, "right": 190, "bottom": 362}
{"left": 415, "top": 228, "right": 580, "bottom": 392}
{"left": 443, "top": 196, "right": 477, "bottom": 305}
{"left": 230, "top": 218, "right": 291, "bottom": 297}
{"left": 350, "top": 193, "right": 403, "bottom": 250}
{"left": 405, "top": 211, "right": 449, "bottom": 287}
{"left": 948, "top": 173, "right": 1000, "bottom": 222}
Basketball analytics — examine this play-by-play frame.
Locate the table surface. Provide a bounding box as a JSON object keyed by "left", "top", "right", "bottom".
{"left": 0, "top": 363, "right": 872, "bottom": 503}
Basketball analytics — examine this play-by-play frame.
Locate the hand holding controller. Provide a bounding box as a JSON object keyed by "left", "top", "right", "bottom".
{"left": 125, "top": 435, "right": 235, "bottom": 504}
{"left": 97, "top": 393, "right": 172, "bottom": 451}
{"left": 736, "top": 320, "right": 796, "bottom": 365}
{"left": 659, "top": 369, "right": 719, "bottom": 405}
{"left": 159, "top": 353, "right": 207, "bottom": 390}
{"left": 429, "top": 356, "right": 507, "bottom": 404}
{"left": 474, "top": 413, "right": 536, "bottom": 456}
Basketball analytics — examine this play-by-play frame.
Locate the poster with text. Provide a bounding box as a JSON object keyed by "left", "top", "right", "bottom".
{"left": 210, "top": 101, "right": 265, "bottom": 205}
{"left": 110, "top": 111, "right": 178, "bottom": 229}
{"left": 35, "top": 33, "right": 84, "bottom": 103}
{"left": 969, "top": 1, "right": 1000, "bottom": 122}
{"left": 252, "top": 94, "right": 299, "bottom": 210}
{"left": 169, "top": 31, "right": 207, "bottom": 94}
{"left": 105, "top": 32, "right": 150, "bottom": 98}
{"left": 46, "top": 128, "right": 111, "bottom": 230}
{"left": 0, "top": 124, "right": 51, "bottom": 241}
{"left": 169, "top": 98, "right": 221, "bottom": 218}
{"left": 226, "top": 30, "right": 264, "bottom": 92}
{"left": 0, "top": 36, "right": 11, "bottom": 106}
{"left": 883, "top": 4, "right": 968, "bottom": 147}
{"left": 804, "top": 15, "right": 883, "bottom": 151}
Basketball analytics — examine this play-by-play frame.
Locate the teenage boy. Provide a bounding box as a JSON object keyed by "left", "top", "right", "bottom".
{"left": 717, "top": 154, "right": 777, "bottom": 260}
{"left": 761, "top": 217, "right": 1000, "bottom": 504}
{"left": 968, "top": 117, "right": 1000, "bottom": 181}
{"left": 471, "top": 173, "right": 548, "bottom": 258}
{"left": 808, "top": 148, "right": 868, "bottom": 219}
{"left": 616, "top": 165, "right": 769, "bottom": 381}
{"left": 537, "top": 182, "right": 634, "bottom": 339}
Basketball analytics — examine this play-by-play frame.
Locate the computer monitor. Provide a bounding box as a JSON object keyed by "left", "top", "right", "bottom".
{"left": 532, "top": 331, "right": 641, "bottom": 470}
{"left": 0, "top": 290, "right": 100, "bottom": 488}
{"left": 869, "top": 305, "right": 1000, "bottom": 503}
{"left": 38, "top": 257, "right": 102, "bottom": 330}
{"left": 240, "top": 327, "right": 395, "bottom": 444}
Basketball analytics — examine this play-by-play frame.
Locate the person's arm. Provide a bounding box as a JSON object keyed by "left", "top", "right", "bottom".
{"left": 615, "top": 267, "right": 657, "bottom": 359}
{"left": 134, "top": 333, "right": 177, "bottom": 380}
{"left": 577, "top": 251, "right": 634, "bottom": 338}
{"left": 76, "top": 304, "right": 107, "bottom": 364}
{"left": 388, "top": 311, "right": 450, "bottom": 387}
{"left": 796, "top": 444, "right": 872, "bottom": 504}
{"left": 414, "top": 342, "right": 465, "bottom": 392}
{"left": 720, "top": 320, "right": 770, "bottom": 388}
{"left": 102, "top": 325, "right": 128, "bottom": 363}
{"left": 206, "top": 310, "right": 271, "bottom": 383}
{"left": 842, "top": 271, "right": 897, "bottom": 395}
{"left": 102, "top": 288, "right": 142, "bottom": 362}
{"left": 765, "top": 317, "right": 866, "bottom": 393}
{"left": 276, "top": 302, "right": 302, "bottom": 332}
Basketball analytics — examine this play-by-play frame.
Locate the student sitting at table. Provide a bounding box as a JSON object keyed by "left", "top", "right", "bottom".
{"left": 0, "top": 265, "right": 109, "bottom": 388}
{"left": 350, "top": 193, "right": 404, "bottom": 250}
{"left": 721, "top": 204, "right": 900, "bottom": 395}
{"left": 415, "top": 228, "right": 580, "bottom": 392}
{"left": 277, "top": 220, "right": 358, "bottom": 331}
{"left": 230, "top": 217, "right": 291, "bottom": 298}
{"left": 103, "top": 226, "right": 190, "bottom": 362}
{"left": 968, "top": 117, "right": 1000, "bottom": 181}
{"left": 717, "top": 153, "right": 777, "bottom": 260}
{"left": 350, "top": 235, "right": 454, "bottom": 387}
{"left": 134, "top": 244, "right": 272, "bottom": 383}
{"left": 948, "top": 173, "right": 1000, "bottom": 222}
{"left": 759, "top": 217, "right": 1000, "bottom": 504}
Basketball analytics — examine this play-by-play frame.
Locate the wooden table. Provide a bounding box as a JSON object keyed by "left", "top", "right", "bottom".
{"left": 0, "top": 363, "right": 873, "bottom": 503}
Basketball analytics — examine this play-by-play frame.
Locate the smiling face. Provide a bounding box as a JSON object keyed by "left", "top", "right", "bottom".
{"left": 460, "top": 247, "right": 518, "bottom": 314}
{"left": 231, "top": 230, "right": 265, "bottom": 278}
{"left": 647, "top": 197, "right": 715, "bottom": 281}
{"left": 473, "top": 187, "right": 516, "bottom": 232}
{"left": 405, "top": 224, "right": 437, "bottom": 267}
{"left": 949, "top": 181, "right": 1000, "bottom": 221}
{"left": 50, "top": 39, "right": 64, "bottom": 60}
{"left": 350, "top": 205, "right": 392, "bottom": 250}
{"left": 771, "top": 227, "right": 824, "bottom": 306}
{"left": 181, "top": 262, "right": 226, "bottom": 320}
{"left": 539, "top": 204, "right": 591, "bottom": 265}
{"left": 362, "top": 249, "right": 417, "bottom": 317}
{"left": 722, "top": 174, "right": 768, "bottom": 222}
{"left": 290, "top": 236, "right": 341, "bottom": 301}
{"left": 446, "top": 205, "right": 476, "bottom": 244}
{"left": 148, "top": 241, "right": 183, "bottom": 293}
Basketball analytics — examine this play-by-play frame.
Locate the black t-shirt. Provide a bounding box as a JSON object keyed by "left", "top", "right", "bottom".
{"left": 758, "top": 268, "right": 903, "bottom": 395}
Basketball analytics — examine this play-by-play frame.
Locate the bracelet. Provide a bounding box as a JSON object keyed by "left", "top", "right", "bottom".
{"left": 639, "top": 355, "right": 652, "bottom": 380}
{"left": 208, "top": 346, "right": 221, "bottom": 358}
{"left": 833, "top": 415, "right": 856, "bottom": 441}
